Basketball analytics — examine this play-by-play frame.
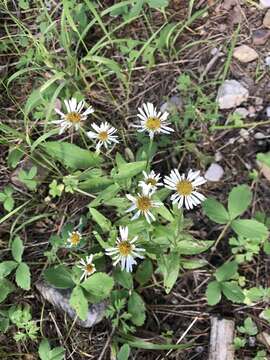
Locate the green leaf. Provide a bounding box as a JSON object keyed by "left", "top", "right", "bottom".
{"left": 155, "top": 205, "right": 174, "bottom": 222}
{"left": 181, "top": 259, "right": 208, "bottom": 269}
{"left": 15, "top": 262, "right": 31, "bottom": 290}
{"left": 158, "top": 252, "right": 180, "bottom": 294}
{"left": 43, "top": 141, "right": 101, "bottom": 170}
{"left": 81, "top": 272, "right": 114, "bottom": 302}
{"left": 117, "top": 344, "right": 130, "bottom": 360}
{"left": 38, "top": 339, "right": 50, "bottom": 360}
{"left": 113, "top": 268, "right": 133, "bottom": 289}
{"left": 147, "top": 0, "right": 169, "bottom": 8}
{"left": 240, "top": 317, "right": 258, "bottom": 336}
{"left": 231, "top": 219, "right": 268, "bottom": 241}
{"left": 0, "top": 261, "right": 17, "bottom": 279}
{"left": 135, "top": 259, "right": 153, "bottom": 286}
{"left": 202, "top": 198, "right": 230, "bottom": 224}
{"left": 215, "top": 261, "right": 238, "bottom": 282}
{"left": 11, "top": 236, "right": 24, "bottom": 263}
{"left": 228, "top": 185, "right": 252, "bottom": 220}
{"left": 114, "top": 161, "right": 147, "bottom": 180}
{"left": 44, "top": 265, "right": 75, "bottom": 289}
{"left": 0, "top": 279, "right": 15, "bottom": 303}
{"left": 257, "top": 152, "right": 270, "bottom": 167}
{"left": 70, "top": 285, "right": 88, "bottom": 321}
{"left": 206, "top": 281, "right": 222, "bottom": 305}
{"left": 221, "top": 282, "right": 244, "bottom": 303}
{"left": 176, "top": 239, "right": 214, "bottom": 255}
{"left": 89, "top": 208, "right": 111, "bottom": 232}
{"left": 128, "top": 291, "right": 146, "bottom": 326}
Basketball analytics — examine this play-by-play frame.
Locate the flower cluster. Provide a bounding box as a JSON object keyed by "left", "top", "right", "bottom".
{"left": 59, "top": 98, "right": 207, "bottom": 275}
{"left": 53, "top": 99, "right": 174, "bottom": 151}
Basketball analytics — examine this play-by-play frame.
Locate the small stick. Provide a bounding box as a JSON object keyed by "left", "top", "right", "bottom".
{"left": 208, "top": 317, "right": 235, "bottom": 360}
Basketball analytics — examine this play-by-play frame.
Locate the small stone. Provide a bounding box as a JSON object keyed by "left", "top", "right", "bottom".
{"left": 265, "top": 56, "right": 270, "bottom": 66}
{"left": 266, "top": 106, "right": 270, "bottom": 117}
{"left": 234, "top": 107, "right": 249, "bottom": 118}
{"left": 248, "top": 105, "right": 256, "bottom": 117}
{"left": 216, "top": 80, "right": 249, "bottom": 109}
{"left": 254, "top": 132, "right": 267, "bottom": 139}
{"left": 160, "top": 94, "right": 183, "bottom": 113}
{"left": 255, "top": 97, "right": 264, "bottom": 106}
{"left": 240, "top": 128, "right": 250, "bottom": 140}
{"left": 205, "top": 163, "right": 224, "bottom": 182}
{"left": 252, "top": 29, "right": 270, "bottom": 45}
{"left": 263, "top": 10, "right": 270, "bottom": 28}
{"left": 215, "top": 151, "right": 223, "bottom": 162}
{"left": 260, "top": 0, "right": 270, "bottom": 8}
{"left": 233, "top": 45, "right": 259, "bottom": 63}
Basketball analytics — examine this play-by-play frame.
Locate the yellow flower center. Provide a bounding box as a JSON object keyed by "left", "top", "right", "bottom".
{"left": 98, "top": 131, "right": 109, "bottom": 141}
{"left": 86, "top": 263, "right": 95, "bottom": 273}
{"left": 70, "top": 232, "right": 80, "bottom": 246}
{"left": 176, "top": 180, "right": 193, "bottom": 196}
{"left": 118, "top": 241, "right": 132, "bottom": 256}
{"left": 146, "top": 178, "right": 157, "bottom": 186}
{"left": 137, "top": 196, "right": 152, "bottom": 211}
{"left": 146, "top": 117, "right": 161, "bottom": 131}
{"left": 66, "top": 112, "right": 81, "bottom": 123}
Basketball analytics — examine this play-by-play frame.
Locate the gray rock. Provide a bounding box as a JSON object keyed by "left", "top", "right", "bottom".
{"left": 263, "top": 10, "right": 270, "bottom": 28}
{"left": 216, "top": 80, "right": 249, "bottom": 109}
{"left": 160, "top": 95, "right": 183, "bottom": 113}
{"left": 260, "top": 0, "right": 270, "bottom": 8}
{"left": 234, "top": 107, "right": 249, "bottom": 118}
{"left": 205, "top": 163, "right": 224, "bottom": 182}
{"left": 265, "top": 56, "right": 270, "bottom": 66}
{"left": 233, "top": 45, "right": 258, "bottom": 63}
{"left": 252, "top": 29, "right": 270, "bottom": 45}
{"left": 266, "top": 106, "right": 270, "bottom": 117}
{"left": 36, "top": 281, "right": 107, "bottom": 328}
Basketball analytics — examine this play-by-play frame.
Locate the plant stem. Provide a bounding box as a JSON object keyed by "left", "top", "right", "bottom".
{"left": 211, "top": 222, "right": 231, "bottom": 252}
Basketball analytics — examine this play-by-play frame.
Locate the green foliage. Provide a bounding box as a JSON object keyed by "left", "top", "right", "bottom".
{"left": 117, "top": 344, "right": 130, "bottom": 360}
{"left": 0, "top": 186, "right": 15, "bottom": 212}
{"left": 128, "top": 291, "right": 146, "bottom": 326}
{"left": 18, "top": 166, "right": 38, "bottom": 191}
{"left": 43, "top": 141, "right": 101, "bottom": 170}
{"left": 70, "top": 285, "right": 88, "bottom": 321}
{"left": 9, "top": 304, "right": 39, "bottom": 341}
{"left": 206, "top": 261, "right": 244, "bottom": 305}
{"left": 81, "top": 272, "right": 114, "bottom": 303}
{"left": 237, "top": 317, "right": 258, "bottom": 336}
{"left": 38, "top": 339, "right": 65, "bottom": 360}
{"left": 44, "top": 265, "right": 75, "bottom": 289}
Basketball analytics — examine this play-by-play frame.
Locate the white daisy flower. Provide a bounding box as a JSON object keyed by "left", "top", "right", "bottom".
{"left": 126, "top": 186, "right": 161, "bottom": 224}
{"left": 105, "top": 226, "right": 145, "bottom": 272}
{"left": 66, "top": 230, "right": 82, "bottom": 247}
{"left": 77, "top": 254, "right": 96, "bottom": 281}
{"left": 139, "top": 170, "right": 163, "bottom": 192}
{"left": 135, "top": 102, "right": 174, "bottom": 139}
{"left": 53, "top": 98, "right": 94, "bottom": 134}
{"left": 164, "top": 169, "right": 207, "bottom": 210}
{"left": 86, "top": 122, "right": 119, "bottom": 152}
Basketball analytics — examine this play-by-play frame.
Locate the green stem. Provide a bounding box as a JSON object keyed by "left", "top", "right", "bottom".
{"left": 211, "top": 222, "right": 231, "bottom": 251}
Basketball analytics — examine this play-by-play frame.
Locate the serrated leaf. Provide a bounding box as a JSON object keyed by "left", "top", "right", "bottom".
{"left": 221, "top": 282, "right": 244, "bottom": 303}
{"left": 231, "top": 219, "right": 268, "bottom": 241}
{"left": 15, "top": 262, "right": 31, "bottom": 290}
{"left": 43, "top": 141, "right": 101, "bottom": 170}
{"left": 202, "top": 198, "right": 230, "bottom": 224}
{"left": 128, "top": 291, "right": 146, "bottom": 326}
{"left": 0, "top": 261, "right": 17, "bottom": 279}
{"left": 113, "top": 268, "right": 133, "bottom": 289}
{"left": 182, "top": 259, "right": 208, "bottom": 269}
{"left": 44, "top": 265, "right": 75, "bottom": 289}
{"left": 135, "top": 259, "right": 153, "bottom": 286}
{"left": 228, "top": 185, "right": 252, "bottom": 219}
{"left": 215, "top": 261, "right": 238, "bottom": 282}
{"left": 70, "top": 285, "right": 88, "bottom": 321}
{"left": 11, "top": 236, "right": 24, "bottom": 263}
{"left": 206, "top": 281, "right": 222, "bottom": 305}
{"left": 0, "top": 279, "right": 15, "bottom": 303}
{"left": 117, "top": 344, "right": 130, "bottom": 360}
{"left": 81, "top": 272, "right": 114, "bottom": 303}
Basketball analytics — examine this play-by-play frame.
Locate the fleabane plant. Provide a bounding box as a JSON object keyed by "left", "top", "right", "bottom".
{"left": 40, "top": 98, "right": 212, "bottom": 328}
